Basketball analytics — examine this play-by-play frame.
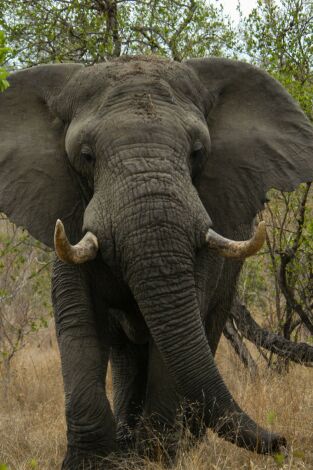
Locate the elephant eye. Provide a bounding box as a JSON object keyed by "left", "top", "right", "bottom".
{"left": 82, "top": 152, "right": 94, "bottom": 163}
{"left": 190, "top": 141, "right": 207, "bottom": 178}
{"left": 192, "top": 140, "right": 203, "bottom": 153}
{"left": 81, "top": 146, "right": 95, "bottom": 165}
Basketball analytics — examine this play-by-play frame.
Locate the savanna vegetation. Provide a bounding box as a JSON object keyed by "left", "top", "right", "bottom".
{"left": 0, "top": 0, "right": 312, "bottom": 468}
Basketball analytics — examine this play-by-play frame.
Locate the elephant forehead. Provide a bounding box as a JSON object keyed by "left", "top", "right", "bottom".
{"left": 57, "top": 57, "right": 205, "bottom": 118}
{"left": 98, "top": 56, "right": 180, "bottom": 84}
{"left": 102, "top": 77, "right": 176, "bottom": 106}
{"left": 102, "top": 59, "right": 205, "bottom": 110}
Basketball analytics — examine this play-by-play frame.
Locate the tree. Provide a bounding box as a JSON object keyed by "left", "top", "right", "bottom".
{"left": 1, "top": 0, "right": 313, "bottom": 375}
{"left": 234, "top": 0, "right": 313, "bottom": 371}
{"left": 0, "top": 31, "right": 10, "bottom": 91}
{"left": 0, "top": 217, "right": 52, "bottom": 387}
{"left": 241, "top": 0, "right": 313, "bottom": 119}
{"left": 0, "top": 0, "right": 236, "bottom": 66}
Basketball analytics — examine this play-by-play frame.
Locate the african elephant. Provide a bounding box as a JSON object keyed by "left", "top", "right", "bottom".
{"left": 1, "top": 56, "right": 313, "bottom": 469}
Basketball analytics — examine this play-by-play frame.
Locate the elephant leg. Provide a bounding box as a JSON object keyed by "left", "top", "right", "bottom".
{"left": 140, "top": 340, "right": 182, "bottom": 463}
{"left": 205, "top": 259, "right": 243, "bottom": 356}
{"left": 110, "top": 321, "right": 148, "bottom": 452}
{"left": 52, "top": 259, "right": 116, "bottom": 470}
{"left": 206, "top": 300, "right": 234, "bottom": 357}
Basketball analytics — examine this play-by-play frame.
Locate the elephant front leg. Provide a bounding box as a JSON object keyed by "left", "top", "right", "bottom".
{"left": 141, "top": 340, "right": 183, "bottom": 464}
{"left": 110, "top": 336, "right": 148, "bottom": 452}
{"left": 52, "top": 260, "right": 116, "bottom": 469}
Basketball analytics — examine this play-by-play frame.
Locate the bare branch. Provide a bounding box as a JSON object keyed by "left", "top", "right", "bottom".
{"left": 279, "top": 183, "right": 313, "bottom": 334}
{"left": 224, "top": 318, "right": 258, "bottom": 378}
{"left": 232, "top": 300, "right": 313, "bottom": 365}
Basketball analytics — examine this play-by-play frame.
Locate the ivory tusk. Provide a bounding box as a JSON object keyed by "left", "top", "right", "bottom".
{"left": 54, "top": 219, "right": 99, "bottom": 264}
{"left": 206, "top": 221, "right": 266, "bottom": 259}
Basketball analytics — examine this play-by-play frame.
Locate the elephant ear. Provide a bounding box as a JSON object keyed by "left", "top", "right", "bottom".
{"left": 0, "top": 63, "right": 85, "bottom": 248}
{"left": 185, "top": 58, "right": 313, "bottom": 235}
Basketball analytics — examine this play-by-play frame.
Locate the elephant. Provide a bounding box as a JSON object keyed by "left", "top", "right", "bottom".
{"left": 1, "top": 55, "right": 313, "bottom": 469}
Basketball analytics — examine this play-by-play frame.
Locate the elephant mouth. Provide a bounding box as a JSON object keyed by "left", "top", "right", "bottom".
{"left": 54, "top": 218, "right": 266, "bottom": 264}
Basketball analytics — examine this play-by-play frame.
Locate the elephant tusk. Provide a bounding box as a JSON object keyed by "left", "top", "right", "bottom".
{"left": 54, "top": 219, "right": 99, "bottom": 264}
{"left": 206, "top": 221, "right": 266, "bottom": 259}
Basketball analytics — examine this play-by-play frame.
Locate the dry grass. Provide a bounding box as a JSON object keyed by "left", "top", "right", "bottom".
{"left": 1, "top": 326, "right": 313, "bottom": 470}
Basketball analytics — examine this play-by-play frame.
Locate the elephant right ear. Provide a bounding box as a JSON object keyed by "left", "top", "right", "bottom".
{"left": 185, "top": 58, "right": 313, "bottom": 234}
{"left": 0, "top": 64, "right": 84, "bottom": 248}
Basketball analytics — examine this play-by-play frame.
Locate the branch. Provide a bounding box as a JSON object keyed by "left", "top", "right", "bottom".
{"left": 232, "top": 301, "right": 313, "bottom": 365}
{"left": 168, "top": 0, "right": 197, "bottom": 61}
{"left": 132, "top": 27, "right": 163, "bottom": 52}
{"left": 93, "top": 0, "right": 121, "bottom": 57}
{"left": 279, "top": 183, "right": 313, "bottom": 335}
{"left": 224, "top": 318, "right": 258, "bottom": 378}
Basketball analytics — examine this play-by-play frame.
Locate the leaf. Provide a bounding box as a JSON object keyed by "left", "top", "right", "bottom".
{"left": 28, "top": 459, "right": 38, "bottom": 469}
{"left": 1, "top": 0, "right": 236, "bottom": 64}
{"left": 0, "top": 464, "right": 9, "bottom": 470}
{"left": 273, "top": 452, "right": 285, "bottom": 467}
{"left": 293, "top": 449, "right": 305, "bottom": 460}
{"left": 266, "top": 410, "right": 277, "bottom": 425}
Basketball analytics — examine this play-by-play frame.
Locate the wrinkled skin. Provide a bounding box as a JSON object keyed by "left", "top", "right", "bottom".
{"left": 1, "top": 56, "right": 313, "bottom": 469}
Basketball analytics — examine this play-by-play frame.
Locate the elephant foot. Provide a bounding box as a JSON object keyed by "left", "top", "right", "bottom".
{"left": 135, "top": 418, "right": 182, "bottom": 466}
{"left": 116, "top": 423, "right": 137, "bottom": 453}
{"left": 62, "top": 448, "right": 117, "bottom": 470}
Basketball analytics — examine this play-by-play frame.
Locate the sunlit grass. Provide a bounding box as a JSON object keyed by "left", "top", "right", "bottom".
{"left": 0, "top": 327, "right": 312, "bottom": 470}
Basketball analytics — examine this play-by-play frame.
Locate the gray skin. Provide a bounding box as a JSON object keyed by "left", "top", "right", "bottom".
{"left": 1, "top": 56, "right": 313, "bottom": 469}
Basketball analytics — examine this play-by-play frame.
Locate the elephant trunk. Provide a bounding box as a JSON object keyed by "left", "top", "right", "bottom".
{"left": 118, "top": 195, "right": 284, "bottom": 453}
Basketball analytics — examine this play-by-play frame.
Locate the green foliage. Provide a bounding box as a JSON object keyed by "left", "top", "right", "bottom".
{"left": 241, "top": 0, "right": 313, "bottom": 120}
{"left": 0, "top": 0, "right": 313, "bottom": 371}
{"left": 28, "top": 458, "right": 38, "bottom": 469}
{"left": 0, "top": 464, "right": 8, "bottom": 470}
{"left": 239, "top": 255, "right": 268, "bottom": 308}
{"left": 127, "top": 0, "right": 236, "bottom": 60}
{"left": 273, "top": 452, "right": 285, "bottom": 467}
{"left": 240, "top": 184, "right": 313, "bottom": 343}
{"left": 0, "top": 31, "right": 10, "bottom": 91}
{"left": 0, "top": 216, "right": 53, "bottom": 370}
{"left": 266, "top": 409, "right": 277, "bottom": 425}
{"left": 1, "top": 0, "right": 236, "bottom": 66}
{"left": 238, "top": 1, "right": 313, "bottom": 357}
{"left": 293, "top": 449, "right": 305, "bottom": 460}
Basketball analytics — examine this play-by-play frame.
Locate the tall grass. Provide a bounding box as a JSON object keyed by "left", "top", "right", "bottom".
{"left": 0, "top": 215, "right": 313, "bottom": 469}
{"left": 0, "top": 330, "right": 312, "bottom": 469}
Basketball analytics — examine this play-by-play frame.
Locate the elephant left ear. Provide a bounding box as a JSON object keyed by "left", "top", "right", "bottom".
{"left": 0, "top": 64, "right": 84, "bottom": 248}
{"left": 185, "top": 58, "right": 313, "bottom": 233}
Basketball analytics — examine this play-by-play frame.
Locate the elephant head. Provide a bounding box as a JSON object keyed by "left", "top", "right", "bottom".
{"left": 1, "top": 57, "right": 312, "bottom": 454}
